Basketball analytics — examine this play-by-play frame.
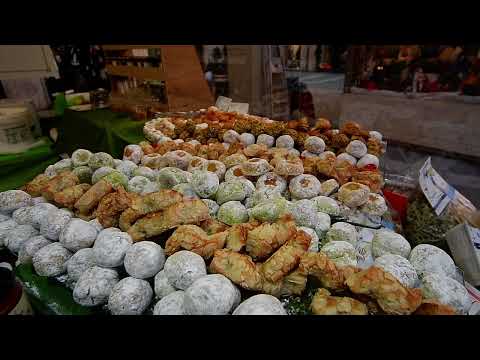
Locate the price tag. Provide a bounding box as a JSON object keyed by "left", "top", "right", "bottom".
{"left": 355, "top": 228, "right": 375, "bottom": 269}
{"left": 215, "top": 96, "right": 232, "bottom": 111}
{"left": 419, "top": 157, "right": 454, "bottom": 215}
{"left": 228, "top": 102, "right": 249, "bottom": 114}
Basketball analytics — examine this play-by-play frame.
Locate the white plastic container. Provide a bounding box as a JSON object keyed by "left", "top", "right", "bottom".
{"left": 0, "top": 106, "right": 35, "bottom": 146}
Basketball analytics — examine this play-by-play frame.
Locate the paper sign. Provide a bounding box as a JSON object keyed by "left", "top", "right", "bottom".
{"left": 355, "top": 228, "right": 375, "bottom": 269}
{"left": 419, "top": 157, "right": 455, "bottom": 215}
{"left": 228, "top": 102, "right": 249, "bottom": 114}
{"left": 215, "top": 96, "right": 232, "bottom": 111}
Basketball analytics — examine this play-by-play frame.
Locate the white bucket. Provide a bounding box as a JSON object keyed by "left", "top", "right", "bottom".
{"left": 0, "top": 107, "right": 35, "bottom": 146}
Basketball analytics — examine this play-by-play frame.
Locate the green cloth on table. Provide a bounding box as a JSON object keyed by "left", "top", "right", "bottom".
{"left": 0, "top": 137, "right": 59, "bottom": 192}
{"left": 16, "top": 263, "right": 102, "bottom": 315}
{"left": 55, "top": 109, "right": 146, "bottom": 159}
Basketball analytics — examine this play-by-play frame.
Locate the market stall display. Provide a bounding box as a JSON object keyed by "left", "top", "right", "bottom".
{"left": 2, "top": 106, "right": 479, "bottom": 316}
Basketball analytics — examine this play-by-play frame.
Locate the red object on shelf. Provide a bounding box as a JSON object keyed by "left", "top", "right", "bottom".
{"left": 383, "top": 189, "right": 409, "bottom": 225}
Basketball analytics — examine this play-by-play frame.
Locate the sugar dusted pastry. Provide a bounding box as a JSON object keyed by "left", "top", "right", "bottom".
{"left": 361, "top": 193, "right": 388, "bottom": 216}
{"left": 0, "top": 219, "right": 17, "bottom": 247}
{"left": 287, "top": 199, "right": 318, "bottom": 228}
{"left": 88, "top": 152, "right": 115, "bottom": 170}
{"left": 153, "top": 290, "right": 186, "bottom": 315}
{"left": 40, "top": 209, "right": 72, "bottom": 240}
{"left": 108, "top": 277, "right": 153, "bottom": 315}
{"left": 335, "top": 153, "right": 357, "bottom": 166}
{"left": 53, "top": 158, "right": 73, "bottom": 173}
{"left": 191, "top": 170, "right": 219, "bottom": 198}
{"left": 276, "top": 135, "right": 294, "bottom": 149}
{"left": 320, "top": 240, "right": 357, "bottom": 267}
{"left": 311, "top": 288, "right": 368, "bottom": 315}
{"left": 357, "top": 154, "right": 379, "bottom": 169}
{"left": 239, "top": 133, "right": 255, "bottom": 146}
{"left": 420, "top": 273, "right": 470, "bottom": 314}
{"left": 163, "top": 150, "right": 192, "bottom": 170}
{"left": 91, "top": 166, "right": 115, "bottom": 184}
{"left": 17, "top": 235, "right": 52, "bottom": 265}
{"left": 171, "top": 183, "right": 198, "bottom": 200}
{"left": 369, "top": 131, "right": 383, "bottom": 142}
{"left": 72, "top": 149, "right": 93, "bottom": 167}
{"left": 72, "top": 166, "right": 93, "bottom": 184}
{"left": 223, "top": 129, "right": 240, "bottom": 144}
{"left": 256, "top": 134, "right": 275, "bottom": 148}
{"left": 59, "top": 219, "right": 98, "bottom": 252}
{"left": 301, "top": 150, "right": 318, "bottom": 159}
{"left": 102, "top": 171, "right": 129, "bottom": 189}
{"left": 184, "top": 274, "right": 239, "bottom": 315}
{"left": 154, "top": 270, "right": 176, "bottom": 299}
{"left": 44, "top": 165, "right": 57, "bottom": 177}
{"left": 216, "top": 181, "right": 248, "bottom": 205}
{"left": 67, "top": 248, "right": 96, "bottom": 282}
{"left": 325, "top": 222, "right": 358, "bottom": 246}
{"left": 127, "top": 176, "right": 156, "bottom": 195}
{"left": 249, "top": 187, "right": 284, "bottom": 208}
{"left": 93, "top": 229, "right": 132, "bottom": 268}
{"left": 374, "top": 254, "right": 418, "bottom": 288}
{"left": 314, "top": 212, "right": 331, "bottom": 239}
{"left": 408, "top": 244, "right": 456, "bottom": 279}
{"left": 132, "top": 166, "right": 157, "bottom": 182}
{"left": 225, "top": 165, "right": 247, "bottom": 182}
{"left": 305, "top": 136, "right": 326, "bottom": 154}
{"left": 319, "top": 179, "right": 339, "bottom": 197}
{"left": 12, "top": 206, "right": 33, "bottom": 225}
{"left": 346, "top": 140, "right": 368, "bottom": 158}
{"left": 141, "top": 153, "right": 167, "bottom": 169}
{"left": 337, "top": 182, "right": 370, "bottom": 208}
{"left": 5, "top": 224, "right": 38, "bottom": 254}
{"left": 124, "top": 241, "right": 165, "bottom": 279}
{"left": 33, "top": 243, "right": 72, "bottom": 277}
{"left": 217, "top": 201, "right": 249, "bottom": 225}
{"left": 233, "top": 294, "right": 286, "bottom": 315}
{"left": 249, "top": 197, "right": 290, "bottom": 223}
{"left": 201, "top": 199, "right": 220, "bottom": 217}
{"left": 157, "top": 167, "right": 190, "bottom": 189}
{"left": 203, "top": 160, "right": 227, "bottom": 180}
{"left": 298, "top": 227, "right": 319, "bottom": 252}
{"left": 318, "top": 151, "right": 336, "bottom": 161}
{"left": 372, "top": 230, "right": 411, "bottom": 259}
{"left": 311, "top": 196, "right": 340, "bottom": 216}
{"left": 273, "top": 158, "right": 304, "bottom": 177}
{"left": 256, "top": 172, "right": 287, "bottom": 194}
{"left": 0, "top": 190, "right": 32, "bottom": 213}
{"left": 240, "top": 158, "right": 272, "bottom": 176}
{"left": 123, "top": 144, "right": 144, "bottom": 164}
{"left": 289, "top": 174, "right": 321, "bottom": 200}
{"left": 164, "top": 250, "right": 207, "bottom": 290}
{"left": 73, "top": 266, "right": 119, "bottom": 307}
{"left": 221, "top": 153, "right": 247, "bottom": 169}
{"left": 346, "top": 266, "right": 423, "bottom": 315}
{"left": 188, "top": 156, "right": 208, "bottom": 173}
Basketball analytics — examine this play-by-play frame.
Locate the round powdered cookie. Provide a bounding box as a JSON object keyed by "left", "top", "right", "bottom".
{"left": 311, "top": 196, "right": 340, "bottom": 216}
{"left": 141, "top": 153, "right": 168, "bottom": 170}
{"left": 108, "top": 277, "right": 153, "bottom": 315}
{"left": 153, "top": 290, "right": 186, "bottom": 315}
{"left": 53, "top": 158, "right": 73, "bottom": 173}
{"left": 360, "top": 193, "right": 388, "bottom": 216}
{"left": 216, "top": 181, "right": 247, "bottom": 205}
{"left": 154, "top": 270, "right": 177, "bottom": 299}
{"left": 201, "top": 199, "right": 220, "bottom": 217}
{"left": 301, "top": 150, "right": 318, "bottom": 158}
{"left": 372, "top": 230, "right": 411, "bottom": 259}
{"left": 276, "top": 135, "right": 294, "bottom": 149}
{"left": 337, "top": 182, "right": 370, "bottom": 208}
{"left": 73, "top": 266, "right": 119, "bottom": 306}
{"left": 224, "top": 165, "right": 247, "bottom": 182}
{"left": 67, "top": 248, "right": 96, "bottom": 282}
{"left": 127, "top": 176, "right": 157, "bottom": 195}
{"left": 256, "top": 134, "right": 275, "bottom": 148}
{"left": 188, "top": 157, "right": 208, "bottom": 173}
{"left": 124, "top": 241, "right": 165, "bottom": 279}
{"left": 163, "top": 150, "right": 192, "bottom": 170}
{"left": 325, "top": 222, "right": 358, "bottom": 246}
{"left": 221, "top": 153, "right": 248, "bottom": 169}
{"left": 30, "top": 203, "right": 58, "bottom": 229}
{"left": 191, "top": 170, "right": 219, "bottom": 198}
{"left": 72, "top": 149, "right": 93, "bottom": 167}
{"left": 33, "top": 242, "right": 72, "bottom": 277}
{"left": 88, "top": 218, "right": 104, "bottom": 232}
{"left": 93, "top": 229, "right": 132, "bottom": 268}
{"left": 0, "top": 219, "right": 17, "bottom": 246}
{"left": 287, "top": 199, "right": 318, "bottom": 228}
{"left": 239, "top": 133, "right": 255, "bottom": 146}
{"left": 369, "top": 131, "right": 383, "bottom": 142}
{"left": 12, "top": 206, "right": 34, "bottom": 225}
{"left": 420, "top": 273, "right": 470, "bottom": 314}
{"left": 116, "top": 160, "right": 138, "bottom": 179}
{"left": 305, "top": 136, "right": 326, "bottom": 154}
{"left": 318, "top": 151, "right": 336, "bottom": 161}
{"left": 335, "top": 153, "right": 357, "bottom": 166}
{"left": 40, "top": 209, "right": 72, "bottom": 241}
{"left": 374, "top": 254, "right": 418, "bottom": 288}
{"left": 320, "top": 240, "right": 357, "bottom": 267}
{"left": 184, "top": 274, "right": 239, "bottom": 315}
{"left": 5, "top": 224, "right": 38, "bottom": 254}
{"left": 223, "top": 130, "right": 240, "bottom": 144}
{"left": 273, "top": 158, "right": 304, "bottom": 177}
{"left": 357, "top": 154, "right": 379, "bottom": 169}
{"left": 217, "top": 201, "right": 249, "bottom": 225}
{"left": 72, "top": 166, "right": 93, "bottom": 183}
{"left": 233, "top": 294, "right": 287, "bottom": 315}
{"left": 172, "top": 183, "right": 199, "bottom": 200}
{"left": 0, "top": 190, "right": 32, "bottom": 213}
{"left": 346, "top": 140, "right": 368, "bottom": 158}
{"left": 289, "top": 174, "right": 322, "bottom": 200}
{"left": 409, "top": 244, "right": 456, "bottom": 279}
{"left": 88, "top": 152, "right": 115, "bottom": 170}
{"left": 241, "top": 158, "right": 272, "bottom": 177}
{"left": 17, "top": 235, "right": 52, "bottom": 265}
{"left": 157, "top": 167, "right": 190, "bottom": 189}
{"left": 203, "top": 160, "right": 226, "bottom": 181}
{"left": 163, "top": 250, "right": 207, "bottom": 290}
{"left": 249, "top": 187, "right": 284, "bottom": 209}
{"left": 91, "top": 166, "right": 116, "bottom": 184}
{"left": 314, "top": 212, "right": 332, "bottom": 240}
{"left": 59, "top": 219, "right": 98, "bottom": 252}
{"left": 31, "top": 197, "right": 48, "bottom": 205}
{"left": 256, "top": 172, "right": 287, "bottom": 194}
{"left": 319, "top": 179, "right": 340, "bottom": 197}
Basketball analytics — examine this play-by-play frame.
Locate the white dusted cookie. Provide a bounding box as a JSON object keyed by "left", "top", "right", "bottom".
{"left": 33, "top": 243, "right": 72, "bottom": 277}
{"left": 0, "top": 190, "right": 32, "bottom": 213}
{"left": 71, "top": 149, "right": 93, "bottom": 167}
{"left": 409, "top": 244, "right": 456, "bottom": 279}
{"left": 191, "top": 170, "right": 219, "bottom": 198}
{"left": 88, "top": 218, "right": 104, "bottom": 232}
{"left": 311, "top": 196, "right": 340, "bottom": 216}
{"left": 325, "top": 222, "right": 358, "bottom": 246}
{"left": 67, "top": 248, "right": 96, "bottom": 282}
{"left": 124, "top": 241, "right": 165, "bottom": 279}
{"left": 30, "top": 203, "right": 58, "bottom": 229}
{"left": 184, "top": 274, "right": 240, "bottom": 315}
{"left": 233, "top": 294, "right": 286, "bottom": 315}
{"left": 108, "top": 277, "right": 153, "bottom": 315}
{"left": 17, "top": 235, "right": 52, "bottom": 265}
{"left": 115, "top": 159, "right": 138, "bottom": 179}
{"left": 217, "top": 201, "right": 249, "bottom": 225}
{"left": 372, "top": 229, "right": 411, "bottom": 259}
{"left": 319, "top": 179, "right": 339, "bottom": 197}
{"left": 357, "top": 154, "right": 379, "bottom": 169}
{"left": 360, "top": 193, "right": 388, "bottom": 216}
{"left": 320, "top": 240, "right": 357, "bottom": 267}
{"left": 346, "top": 140, "right": 367, "bottom": 158}
{"left": 420, "top": 273, "right": 470, "bottom": 314}
{"left": 163, "top": 250, "right": 207, "bottom": 290}
{"left": 5, "top": 224, "right": 38, "bottom": 254}
{"left": 337, "top": 182, "right": 370, "bottom": 208}
{"left": 73, "top": 266, "right": 119, "bottom": 307}
{"left": 304, "top": 136, "right": 326, "bottom": 154}
{"left": 93, "top": 229, "right": 132, "bottom": 268}
{"left": 374, "top": 254, "right": 418, "bottom": 288}
{"left": 223, "top": 129, "right": 240, "bottom": 144}
{"left": 154, "top": 270, "right": 177, "bottom": 299}
{"left": 289, "top": 174, "right": 321, "bottom": 200}
{"left": 276, "top": 135, "right": 294, "bottom": 149}
{"left": 88, "top": 152, "right": 115, "bottom": 170}
{"left": 239, "top": 133, "right": 255, "bottom": 146}
{"left": 256, "top": 172, "right": 287, "bottom": 193}
{"left": 335, "top": 153, "right": 357, "bottom": 166}
{"left": 201, "top": 199, "right": 220, "bottom": 217}
{"left": 256, "top": 134, "right": 275, "bottom": 148}
{"left": 287, "top": 199, "right": 318, "bottom": 228}
{"left": 59, "top": 219, "right": 98, "bottom": 252}
{"left": 0, "top": 219, "right": 17, "bottom": 247}
{"left": 12, "top": 206, "right": 33, "bottom": 225}
{"left": 123, "top": 145, "right": 144, "bottom": 164}
{"left": 153, "top": 290, "right": 186, "bottom": 315}
{"left": 40, "top": 208, "right": 72, "bottom": 241}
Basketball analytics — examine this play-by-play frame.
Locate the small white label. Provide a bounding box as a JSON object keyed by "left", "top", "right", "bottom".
{"left": 215, "top": 96, "right": 232, "bottom": 111}
{"left": 419, "top": 157, "right": 454, "bottom": 215}
{"left": 228, "top": 102, "right": 249, "bottom": 114}
{"left": 355, "top": 228, "right": 375, "bottom": 269}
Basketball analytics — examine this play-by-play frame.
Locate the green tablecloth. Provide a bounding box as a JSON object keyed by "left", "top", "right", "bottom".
{"left": 55, "top": 109, "right": 146, "bottom": 159}
{"left": 0, "top": 138, "right": 59, "bottom": 192}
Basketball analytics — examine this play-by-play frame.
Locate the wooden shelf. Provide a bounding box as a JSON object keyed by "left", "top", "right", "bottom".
{"left": 105, "top": 65, "right": 166, "bottom": 81}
